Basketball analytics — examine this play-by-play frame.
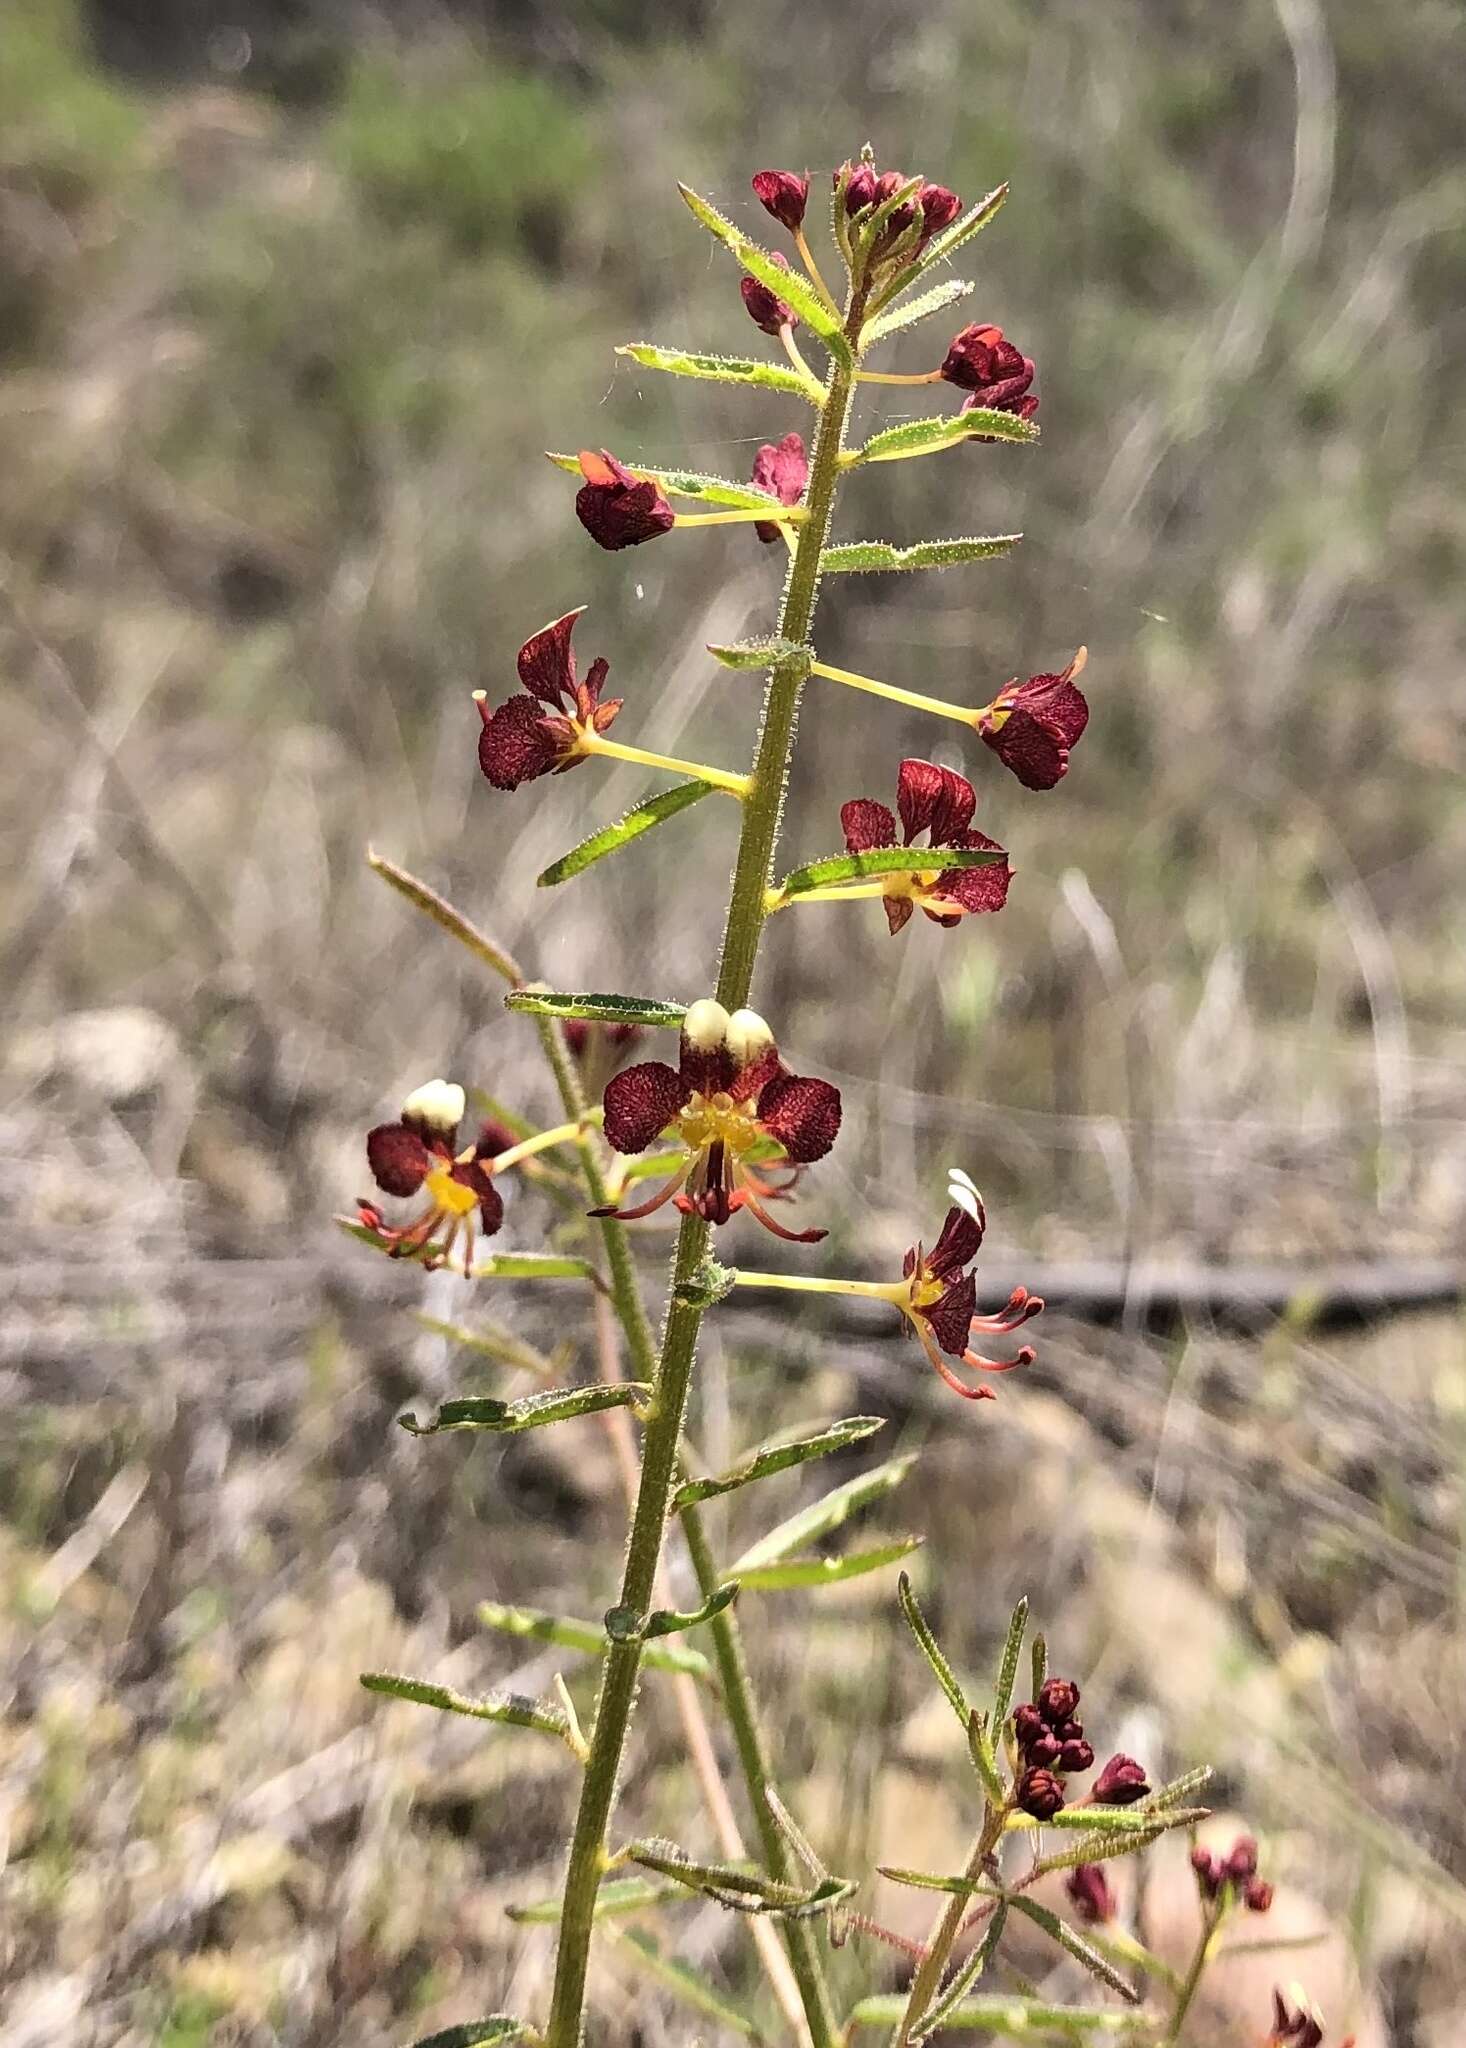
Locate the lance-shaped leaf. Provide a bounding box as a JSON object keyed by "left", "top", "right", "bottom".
{"left": 603, "top": 1581, "right": 740, "bottom": 1643}
{"left": 478, "top": 1600, "right": 711, "bottom": 1678}
{"left": 1028, "top": 1823, "right": 1174, "bottom": 1876}
{"left": 776, "top": 845, "right": 1006, "bottom": 900}
{"left": 678, "top": 183, "right": 853, "bottom": 367}
{"left": 707, "top": 636, "right": 812, "bottom": 672}
{"left": 336, "top": 1220, "right": 593, "bottom": 1281}
{"left": 736, "top": 1537, "right": 921, "bottom": 1591}
{"left": 505, "top": 989, "right": 687, "bottom": 1031}
{"left": 509, "top": 1874, "right": 683, "bottom": 1925}
{"left": 414, "top": 1313, "right": 563, "bottom": 1380}
{"left": 627, "top": 1837, "right": 855, "bottom": 1919}
{"left": 609, "top": 1927, "right": 765, "bottom": 2039}
{"left": 616, "top": 341, "right": 819, "bottom": 402}
{"left": 360, "top": 1671, "right": 570, "bottom": 1741}
{"left": 399, "top": 1381, "right": 649, "bottom": 1437}
{"left": 878, "top": 1866, "right": 986, "bottom": 1898}
{"left": 537, "top": 781, "right": 716, "bottom": 890}
{"left": 410, "top": 2022, "right": 532, "bottom": 2048}
{"left": 992, "top": 1595, "right": 1029, "bottom": 1725}
{"left": 821, "top": 535, "right": 1022, "bottom": 574}
{"left": 673, "top": 1416, "right": 886, "bottom": 1511}
{"left": 1138, "top": 1764, "right": 1214, "bottom": 1814}
{"left": 1007, "top": 1895, "right": 1141, "bottom": 2004}
{"left": 919, "top": 1900, "right": 1009, "bottom": 2038}
{"left": 1031, "top": 1630, "right": 1049, "bottom": 1701}
{"left": 727, "top": 1453, "right": 918, "bottom": 1576}
{"left": 869, "top": 182, "right": 1009, "bottom": 314}
{"left": 864, "top": 275, "right": 974, "bottom": 346}
{"left": 367, "top": 849, "right": 522, "bottom": 985}
{"left": 845, "top": 1993, "right": 1154, "bottom": 2035}
{"left": 546, "top": 448, "right": 785, "bottom": 512}
{"left": 897, "top": 1569, "right": 970, "bottom": 1729}
{"left": 1008, "top": 1803, "right": 1208, "bottom": 1836}
{"left": 968, "top": 1707, "right": 1006, "bottom": 1806}
{"left": 848, "top": 411, "right": 1038, "bottom": 468}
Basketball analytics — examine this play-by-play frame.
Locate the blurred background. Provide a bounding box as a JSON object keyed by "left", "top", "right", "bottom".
{"left": 3, "top": 0, "right": 1464, "bottom": 2041}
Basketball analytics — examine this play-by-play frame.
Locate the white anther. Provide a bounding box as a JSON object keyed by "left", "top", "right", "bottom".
{"left": 725, "top": 1008, "right": 775, "bottom": 1069}
{"left": 682, "top": 997, "right": 731, "bottom": 1050}
{"left": 401, "top": 1078, "right": 465, "bottom": 1134}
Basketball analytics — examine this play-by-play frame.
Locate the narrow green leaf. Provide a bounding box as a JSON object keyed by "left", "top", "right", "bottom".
{"left": 920, "top": 1901, "right": 1009, "bottom": 2037}
{"left": 992, "top": 1596, "right": 1029, "bottom": 1725}
{"left": 368, "top": 849, "right": 521, "bottom": 985}
{"left": 736, "top": 1537, "right": 922, "bottom": 1591}
{"left": 1139, "top": 1764, "right": 1214, "bottom": 1813}
{"left": 610, "top": 1927, "right": 767, "bottom": 2039}
{"left": 627, "top": 1837, "right": 855, "bottom": 1919}
{"left": 507, "top": 1873, "right": 683, "bottom": 1925}
{"left": 728, "top": 1454, "right": 918, "bottom": 1575}
{"left": 537, "top": 781, "right": 715, "bottom": 890}
{"left": 967, "top": 1707, "right": 1006, "bottom": 1806}
{"left": 850, "top": 410, "right": 1038, "bottom": 465}
{"left": 673, "top": 1417, "right": 886, "bottom": 1511}
{"left": 877, "top": 1866, "right": 985, "bottom": 1897}
{"left": 361, "top": 1671, "right": 568, "bottom": 1740}
{"left": 643, "top": 1581, "right": 740, "bottom": 1638}
{"left": 413, "top": 1313, "right": 563, "bottom": 1380}
{"left": 821, "top": 535, "right": 1022, "bottom": 574}
{"left": 846, "top": 1994, "right": 1152, "bottom": 2034}
{"left": 545, "top": 448, "right": 783, "bottom": 511}
{"left": 778, "top": 845, "right": 1005, "bottom": 898}
{"left": 677, "top": 183, "right": 853, "bottom": 367}
{"left": 1031, "top": 1631, "right": 1048, "bottom": 1702}
{"left": 399, "top": 1382, "right": 648, "bottom": 1437}
{"left": 1007, "top": 1895, "right": 1141, "bottom": 2003}
{"left": 864, "top": 276, "right": 974, "bottom": 345}
{"left": 871, "top": 182, "right": 1009, "bottom": 315}
{"left": 1030, "top": 1825, "right": 1172, "bottom": 1876}
{"left": 477, "top": 1601, "right": 711, "bottom": 1678}
{"left": 410, "top": 2022, "right": 531, "bottom": 2048}
{"left": 1009, "top": 1804, "right": 1208, "bottom": 1836}
{"left": 617, "top": 341, "right": 817, "bottom": 402}
{"left": 505, "top": 989, "right": 687, "bottom": 1031}
{"left": 706, "top": 636, "right": 811, "bottom": 672}
{"left": 897, "top": 1571, "right": 969, "bottom": 1729}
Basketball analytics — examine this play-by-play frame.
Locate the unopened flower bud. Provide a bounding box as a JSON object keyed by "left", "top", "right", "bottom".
{"left": 1246, "top": 1879, "right": 1275, "bottom": 1914}
{"left": 1016, "top": 1766, "right": 1065, "bottom": 1819}
{"left": 1037, "top": 1676, "right": 1081, "bottom": 1726}
{"left": 1093, "top": 1753, "right": 1149, "bottom": 1805}
{"left": 837, "top": 159, "right": 878, "bottom": 214}
{"left": 1226, "top": 1835, "right": 1259, "bottom": 1882}
{"left": 741, "top": 252, "right": 797, "bottom": 336}
{"left": 1191, "top": 1846, "right": 1223, "bottom": 1899}
{"left": 1058, "top": 1737, "right": 1094, "bottom": 1773}
{"left": 751, "top": 169, "right": 809, "bottom": 232}
{"left": 916, "top": 182, "right": 961, "bottom": 243}
{"left": 1065, "top": 1863, "right": 1115, "bottom": 1925}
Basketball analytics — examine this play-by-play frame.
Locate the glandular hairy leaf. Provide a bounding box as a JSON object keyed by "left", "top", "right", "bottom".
{"left": 896, "top": 1570, "right": 969, "bottom": 1729}
{"left": 398, "top": 1381, "right": 649, "bottom": 1437}
{"left": 545, "top": 448, "right": 784, "bottom": 510}
{"left": 477, "top": 1600, "right": 711, "bottom": 1678}
{"left": 918, "top": 1901, "right": 1009, "bottom": 2037}
{"left": 870, "top": 182, "right": 1009, "bottom": 314}
{"left": 992, "top": 1595, "right": 1029, "bottom": 1724}
{"left": 727, "top": 1453, "right": 919, "bottom": 1575}
{"left": 537, "top": 781, "right": 716, "bottom": 890}
{"left": 617, "top": 341, "right": 818, "bottom": 401}
{"left": 507, "top": 1873, "right": 683, "bottom": 1925}
{"left": 367, "top": 849, "right": 521, "bottom": 985}
{"left": 863, "top": 275, "right": 974, "bottom": 345}
{"left": 844, "top": 1993, "right": 1154, "bottom": 2035}
{"left": 673, "top": 1416, "right": 886, "bottom": 1511}
{"left": 707, "top": 635, "right": 812, "bottom": 672}
{"left": 778, "top": 845, "right": 1005, "bottom": 898}
{"left": 735, "top": 1537, "right": 922, "bottom": 1591}
{"left": 850, "top": 410, "right": 1038, "bottom": 464}
{"left": 677, "top": 183, "right": 853, "bottom": 367}
{"left": 1007, "top": 1895, "right": 1142, "bottom": 2003}
{"left": 627, "top": 1836, "right": 856, "bottom": 1918}
{"left": 360, "top": 1671, "right": 569, "bottom": 1740}
{"left": 505, "top": 989, "right": 687, "bottom": 1030}
{"left": 821, "top": 535, "right": 1022, "bottom": 574}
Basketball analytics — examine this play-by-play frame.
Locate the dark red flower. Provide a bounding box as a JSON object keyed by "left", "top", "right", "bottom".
{"left": 475, "top": 607, "right": 622, "bottom": 792}
{"left": 915, "top": 182, "right": 961, "bottom": 244}
{"left": 1093, "top": 1754, "right": 1150, "bottom": 1806}
{"left": 836, "top": 159, "right": 879, "bottom": 214}
{"left": 1065, "top": 1864, "right": 1116, "bottom": 1926}
{"left": 840, "top": 758, "right": 1011, "bottom": 934}
{"left": 1037, "top": 1676, "right": 1081, "bottom": 1726}
{"left": 1226, "top": 1835, "right": 1260, "bottom": 1883}
{"left": 1058, "top": 1737, "right": 1095, "bottom": 1773}
{"left": 941, "top": 322, "right": 1039, "bottom": 420}
{"left": 574, "top": 448, "right": 676, "bottom": 551}
{"left": 595, "top": 999, "right": 841, "bottom": 1241}
{"left": 1191, "top": 1846, "right": 1223, "bottom": 1899}
{"left": 896, "top": 1169, "right": 1042, "bottom": 1402}
{"left": 1246, "top": 1879, "right": 1275, "bottom": 1914}
{"left": 1016, "top": 1766, "right": 1065, "bottom": 1820}
{"left": 741, "top": 251, "right": 797, "bottom": 337}
{"left": 752, "top": 169, "right": 810, "bottom": 232}
{"left": 356, "top": 1079, "right": 504, "bottom": 1272}
{"left": 1012, "top": 1702, "right": 1047, "bottom": 1754}
{"left": 751, "top": 431, "right": 808, "bottom": 545}
{"left": 978, "top": 649, "right": 1090, "bottom": 791}
{"left": 1269, "top": 1992, "right": 1326, "bottom": 2048}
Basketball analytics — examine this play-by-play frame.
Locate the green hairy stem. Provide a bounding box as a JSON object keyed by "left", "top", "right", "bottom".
{"left": 545, "top": 292, "right": 866, "bottom": 2048}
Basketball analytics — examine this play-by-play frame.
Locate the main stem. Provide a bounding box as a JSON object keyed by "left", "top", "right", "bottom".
{"left": 892, "top": 1804, "right": 1007, "bottom": 2044}
{"left": 545, "top": 292, "right": 866, "bottom": 2047}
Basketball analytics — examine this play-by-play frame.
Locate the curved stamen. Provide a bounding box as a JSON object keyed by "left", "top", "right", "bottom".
{"left": 971, "top": 1286, "right": 1045, "bottom": 1334}
{"left": 914, "top": 1317, "right": 997, "bottom": 1400}
{"left": 589, "top": 1160, "right": 691, "bottom": 1221}
{"left": 961, "top": 1342, "right": 1036, "bottom": 1374}
{"left": 736, "top": 1182, "right": 828, "bottom": 1244}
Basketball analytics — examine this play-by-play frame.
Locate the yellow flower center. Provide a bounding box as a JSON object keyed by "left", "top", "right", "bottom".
{"left": 425, "top": 1160, "right": 481, "bottom": 1217}
{"left": 908, "top": 1269, "right": 946, "bottom": 1312}
{"left": 675, "top": 1090, "right": 763, "bottom": 1159}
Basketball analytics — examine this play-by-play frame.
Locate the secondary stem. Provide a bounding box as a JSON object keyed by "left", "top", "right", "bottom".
{"left": 893, "top": 1804, "right": 1007, "bottom": 2044}
{"left": 545, "top": 283, "right": 867, "bottom": 2047}
{"left": 810, "top": 657, "right": 980, "bottom": 729}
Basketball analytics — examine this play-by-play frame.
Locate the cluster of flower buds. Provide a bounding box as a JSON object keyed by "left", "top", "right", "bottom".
{"left": 357, "top": 1080, "right": 510, "bottom": 1271}
{"left": 1192, "top": 1833, "right": 1274, "bottom": 1914}
{"left": 1010, "top": 1678, "right": 1150, "bottom": 1820}
{"left": 940, "top": 321, "right": 1040, "bottom": 430}
{"left": 833, "top": 156, "right": 961, "bottom": 262}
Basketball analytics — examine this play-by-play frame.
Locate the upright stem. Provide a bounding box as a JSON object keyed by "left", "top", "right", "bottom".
{"left": 545, "top": 288, "right": 867, "bottom": 2047}
{"left": 892, "top": 1805, "right": 1007, "bottom": 2045}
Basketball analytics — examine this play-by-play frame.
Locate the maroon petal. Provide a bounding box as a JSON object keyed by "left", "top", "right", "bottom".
{"left": 979, "top": 708, "right": 1068, "bottom": 791}
{"left": 577, "top": 653, "right": 612, "bottom": 720}
{"left": 896, "top": 758, "right": 975, "bottom": 844}
{"left": 927, "top": 1201, "right": 985, "bottom": 1278}
{"left": 602, "top": 1060, "right": 690, "bottom": 1154}
{"left": 840, "top": 797, "right": 897, "bottom": 853}
{"left": 367, "top": 1122, "right": 431, "bottom": 1197}
{"left": 752, "top": 169, "right": 810, "bottom": 232}
{"left": 1014, "top": 668, "right": 1089, "bottom": 748}
{"left": 452, "top": 1157, "right": 504, "bottom": 1236}
{"left": 884, "top": 893, "right": 915, "bottom": 935}
{"left": 756, "top": 1071, "right": 842, "bottom": 1163}
{"left": 517, "top": 608, "right": 582, "bottom": 708}
{"left": 916, "top": 183, "right": 961, "bottom": 243}
{"left": 741, "top": 253, "right": 796, "bottom": 337}
{"left": 477, "top": 693, "right": 564, "bottom": 790}
{"left": 575, "top": 450, "right": 675, "bottom": 551}
{"left": 752, "top": 431, "right": 808, "bottom": 508}
{"left": 921, "top": 1269, "right": 978, "bottom": 1356}
{"left": 929, "top": 829, "right": 1011, "bottom": 915}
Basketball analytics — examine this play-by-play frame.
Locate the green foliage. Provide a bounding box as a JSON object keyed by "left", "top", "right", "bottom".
{"left": 820, "top": 536, "right": 1022, "bottom": 572}
{"left": 617, "top": 342, "right": 818, "bottom": 399}
{"left": 777, "top": 846, "right": 1007, "bottom": 897}
{"left": 727, "top": 1454, "right": 918, "bottom": 1575}
{"left": 397, "top": 1382, "right": 649, "bottom": 1436}
{"left": 0, "top": 0, "right": 144, "bottom": 206}
{"left": 626, "top": 1837, "right": 856, "bottom": 1918}
{"left": 537, "top": 782, "right": 717, "bottom": 888}
{"left": 505, "top": 989, "right": 687, "bottom": 1030}
{"left": 673, "top": 1416, "right": 887, "bottom": 1510}
{"left": 360, "top": 1672, "right": 570, "bottom": 1740}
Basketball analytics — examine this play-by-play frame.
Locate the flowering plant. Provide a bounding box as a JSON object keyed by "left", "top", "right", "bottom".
{"left": 345, "top": 148, "right": 1334, "bottom": 2048}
